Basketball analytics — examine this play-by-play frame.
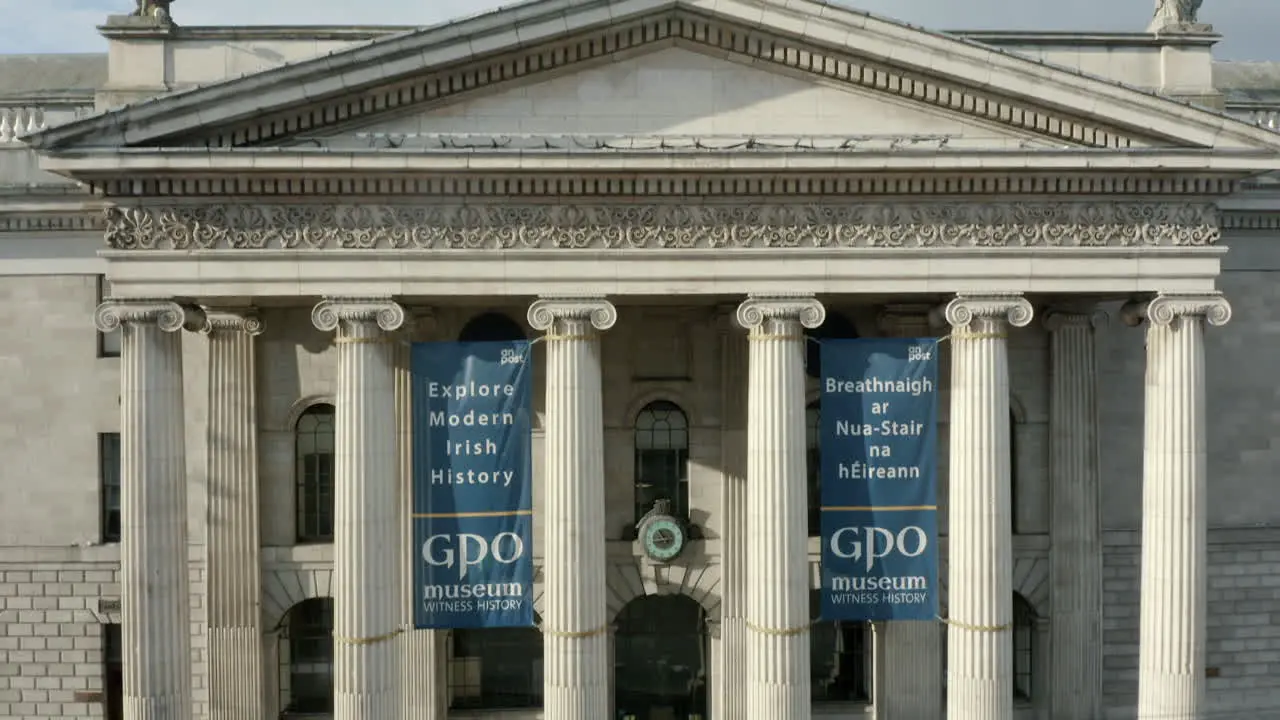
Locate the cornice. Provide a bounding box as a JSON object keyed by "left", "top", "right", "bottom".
{"left": 178, "top": 14, "right": 1144, "bottom": 151}
{"left": 101, "top": 200, "right": 1221, "bottom": 252}
{"left": 89, "top": 171, "right": 1241, "bottom": 200}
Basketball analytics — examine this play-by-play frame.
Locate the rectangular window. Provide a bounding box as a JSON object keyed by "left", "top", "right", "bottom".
{"left": 100, "top": 433, "right": 121, "bottom": 543}
{"left": 103, "top": 624, "right": 123, "bottom": 720}
{"left": 97, "top": 276, "right": 121, "bottom": 358}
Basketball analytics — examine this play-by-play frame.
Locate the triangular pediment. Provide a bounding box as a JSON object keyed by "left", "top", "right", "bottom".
{"left": 24, "top": 0, "right": 1280, "bottom": 155}
{"left": 303, "top": 46, "right": 1056, "bottom": 150}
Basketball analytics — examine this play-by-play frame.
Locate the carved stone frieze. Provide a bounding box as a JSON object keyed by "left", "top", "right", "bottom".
{"left": 102, "top": 201, "right": 1221, "bottom": 251}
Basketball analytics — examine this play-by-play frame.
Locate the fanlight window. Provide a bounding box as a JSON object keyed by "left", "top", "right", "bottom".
{"left": 295, "top": 404, "right": 335, "bottom": 544}
{"left": 633, "top": 400, "right": 690, "bottom": 524}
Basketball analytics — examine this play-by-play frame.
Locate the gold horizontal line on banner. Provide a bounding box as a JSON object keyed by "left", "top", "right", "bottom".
{"left": 412, "top": 509, "right": 534, "bottom": 519}
{"left": 821, "top": 505, "right": 938, "bottom": 512}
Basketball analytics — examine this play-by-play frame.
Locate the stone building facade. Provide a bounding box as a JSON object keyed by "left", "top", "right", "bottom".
{"left": 3, "top": 1, "right": 1280, "bottom": 719}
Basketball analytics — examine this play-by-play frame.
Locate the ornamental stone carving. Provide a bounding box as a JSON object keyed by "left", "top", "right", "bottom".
{"left": 101, "top": 202, "right": 1221, "bottom": 252}
{"left": 940, "top": 294, "right": 1035, "bottom": 330}
{"left": 311, "top": 297, "right": 408, "bottom": 333}
{"left": 1121, "top": 292, "right": 1232, "bottom": 328}
{"left": 527, "top": 297, "right": 618, "bottom": 332}
{"left": 735, "top": 294, "right": 826, "bottom": 331}
{"left": 201, "top": 308, "right": 264, "bottom": 336}
{"left": 94, "top": 299, "right": 205, "bottom": 333}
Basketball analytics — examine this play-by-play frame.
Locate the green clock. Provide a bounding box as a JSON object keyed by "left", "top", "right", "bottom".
{"left": 639, "top": 516, "right": 687, "bottom": 562}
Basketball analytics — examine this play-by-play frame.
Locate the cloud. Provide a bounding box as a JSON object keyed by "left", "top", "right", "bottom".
{"left": 0, "top": 0, "right": 1275, "bottom": 60}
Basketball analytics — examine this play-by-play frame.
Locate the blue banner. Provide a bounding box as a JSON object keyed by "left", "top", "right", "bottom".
{"left": 411, "top": 341, "right": 534, "bottom": 629}
{"left": 819, "top": 339, "right": 939, "bottom": 621}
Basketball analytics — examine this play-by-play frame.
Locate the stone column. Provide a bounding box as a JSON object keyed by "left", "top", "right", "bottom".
{"left": 527, "top": 296, "right": 617, "bottom": 720}
{"left": 94, "top": 299, "right": 203, "bottom": 720}
{"left": 203, "top": 309, "right": 266, "bottom": 720}
{"left": 937, "top": 293, "right": 1033, "bottom": 720}
{"left": 1122, "top": 293, "right": 1231, "bottom": 720}
{"left": 311, "top": 297, "right": 407, "bottom": 720}
{"left": 735, "top": 294, "right": 825, "bottom": 720}
{"left": 877, "top": 305, "right": 945, "bottom": 720}
{"left": 396, "top": 310, "right": 446, "bottom": 720}
{"left": 1044, "top": 308, "right": 1107, "bottom": 720}
{"left": 716, "top": 305, "right": 749, "bottom": 720}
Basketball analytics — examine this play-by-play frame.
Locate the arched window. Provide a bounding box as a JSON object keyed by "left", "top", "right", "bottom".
{"left": 295, "top": 404, "right": 335, "bottom": 544}
{"left": 449, "top": 617, "right": 543, "bottom": 709}
{"left": 806, "top": 401, "right": 821, "bottom": 537}
{"left": 458, "top": 312, "right": 527, "bottom": 342}
{"left": 279, "top": 598, "right": 333, "bottom": 715}
{"left": 1013, "top": 593, "right": 1037, "bottom": 701}
{"left": 633, "top": 401, "right": 690, "bottom": 523}
{"left": 810, "top": 589, "right": 871, "bottom": 703}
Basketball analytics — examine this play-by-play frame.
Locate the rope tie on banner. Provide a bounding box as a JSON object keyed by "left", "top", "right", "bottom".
{"left": 749, "top": 333, "right": 804, "bottom": 341}
{"left": 745, "top": 620, "right": 815, "bottom": 637}
{"left": 540, "top": 624, "right": 609, "bottom": 639}
{"left": 947, "top": 331, "right": 1007, "bottom": 341}
{"left": 938, "top": 616, "right": 1013, "bottom": 633}
{"left": 332, "top": 626, "right": 405, "bottom": 646}
{"left": 540, "top": 333, "right": 595, "bottom": 342}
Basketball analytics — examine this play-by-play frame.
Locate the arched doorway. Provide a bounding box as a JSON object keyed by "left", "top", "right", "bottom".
{"left": 614, "top": 594, "right": 708, "bottom": 720}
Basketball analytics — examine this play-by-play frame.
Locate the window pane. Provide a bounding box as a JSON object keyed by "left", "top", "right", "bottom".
{"left": 633, "top": 402, "right": 690, "bottom": 523}
{"left": 450, "top": 627, "right": 543, "bottom": 709}
{"left": 296, "top": 405, "right": 336, "bottom": 543}
{"left": 100, "top": 433, "right": 121, "bottom": 543}
{"left": 1013, "top": 594, "right": 1035, "bottom": 700}
{"left": 287, "top": 599, "right": 334, "bottom": 713}
{"left": 104, "top": 624, "right": 123, "bottom": 720}
{"left": 810, "top": 591, "right": 871, "bottom": 703}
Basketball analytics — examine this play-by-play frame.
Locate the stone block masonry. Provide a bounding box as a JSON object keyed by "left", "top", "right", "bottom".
{"left": 0, "top": 554, "right": 207, "bottom": 720}
{"left": 1102, "top": 526, "right": 1280, "bottom": 719}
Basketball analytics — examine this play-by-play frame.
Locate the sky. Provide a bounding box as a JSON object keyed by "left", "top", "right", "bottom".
{"left": 0, "top": 0, "right": 1275, "bottom": 61}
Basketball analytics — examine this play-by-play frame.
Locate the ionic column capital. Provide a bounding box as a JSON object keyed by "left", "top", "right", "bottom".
{"left": 201, "top": 307, "right": 264, "bottom": 336}
{"left": 527, "top": 296, "right": 617, "bottom": 332}
{"left": 1042, "top": 307, "right": 1109, "bottom": 333}
{"left": 933, "top": 293, "right": 1033, "bottom": 330}
{"left": 95, "top": 298, "right": 205, "bottom": 333}
{"left": 311, "top": 296, "right": 407, "bottom": 333}
{"left": 734, "top": 293, "right": 825, "bottom": 331}
{"left": 1120, "top": 292, "right": 1232, "bottom": 328}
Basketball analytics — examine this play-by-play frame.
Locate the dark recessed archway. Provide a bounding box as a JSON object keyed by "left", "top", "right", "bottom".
{"left": 805, "top": 311, "right": 860, "bottom": 378}
{"left": 457, "top": 312, "right": 527, "bottom": 342}
{"left": 614, "top": 594, "right": 708, "bottom": 720}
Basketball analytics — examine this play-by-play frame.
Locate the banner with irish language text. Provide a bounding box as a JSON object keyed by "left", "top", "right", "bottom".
{"left": 819, "top": 338, "right": 939, "bottom": 621}
{"left": 411, "top": 341, "right": 534, "bottom": 629}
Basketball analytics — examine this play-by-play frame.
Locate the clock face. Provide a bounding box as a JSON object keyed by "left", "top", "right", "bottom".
{"left": 641, "top": 518, "right": 686, "bottom": 562}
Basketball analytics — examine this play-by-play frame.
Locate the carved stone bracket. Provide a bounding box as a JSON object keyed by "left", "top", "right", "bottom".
{"left": 1120, "top": 292, "right": 1232, "bottom": 328}
{"left": 102, "top": 201, "right": 1222, "bottom": 252}
{"left": 94, "top": 299, "right": 205, "bottom": 333}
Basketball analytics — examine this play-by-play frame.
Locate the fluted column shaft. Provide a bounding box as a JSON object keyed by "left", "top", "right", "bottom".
{"left": 95, "top": 299, "right": 202, "bottom": 720}
{"left": 1125, "top": 293, "right": 1231, "bottom": 720}
{"left": 1045, "top": 309, "right": 1106, "bottom": 720}
{"left": 203, "top": 310, "right": 265, "bottom": 720}
{"left": 397, "top": 311, "right": 445, "bottom": 720}
{"left": 736, "top": 294, "right": 825, "bottom": 720}
{"left": 940, "top": 293, "right": 1033, "bottom": 720}
{"left": 717, "top": 308, "right": 749, "bottom": 720}
{"left": 527, "top": 296, "right": 617, "bottom": 720}
{"left": 312, "top": 297, "right": 407, "bottom": 720}
{"left": 877, "top": 305, "right": 945, "bottom": 720}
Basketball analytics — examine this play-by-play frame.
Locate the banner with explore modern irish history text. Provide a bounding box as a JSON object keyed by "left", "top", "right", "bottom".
{"left": 819, "top": 338, "right": 939, "bottom": 621}
{"left": 411, "top": 341, "right": 534, "bottom": 629}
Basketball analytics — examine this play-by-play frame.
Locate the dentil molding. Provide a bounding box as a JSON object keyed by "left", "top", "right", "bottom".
{"left": 102, "top": 201, "right": 1221, "bottom": 251}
